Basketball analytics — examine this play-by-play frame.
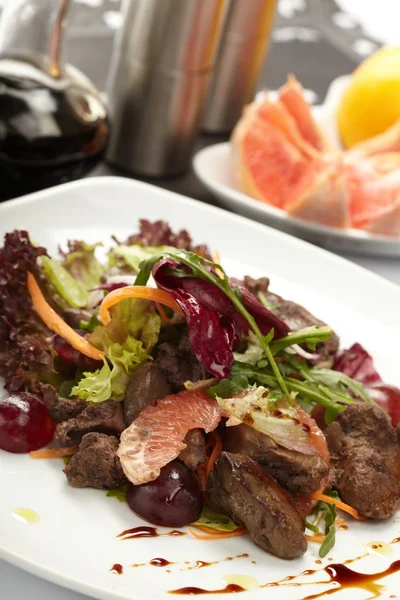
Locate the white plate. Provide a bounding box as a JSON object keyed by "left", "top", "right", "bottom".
{"left": 193, "top": 75, "right": 400, "bottom": 257}
{"left": 1, "top": 176, "right": 400, "bottom": 600}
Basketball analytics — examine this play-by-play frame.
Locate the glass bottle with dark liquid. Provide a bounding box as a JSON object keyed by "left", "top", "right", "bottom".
{"left": 0, "top": 0, "right": 109, "bottom": 199}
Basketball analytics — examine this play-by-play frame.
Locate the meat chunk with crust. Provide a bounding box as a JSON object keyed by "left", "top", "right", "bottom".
{"left": 178, "top": 429, "right": 207, "bottom": 471}
{"left": 40, "top": 383, "right": 86, "bottom": 423}
{"left": 155, "top": 334, "right": 208, "bottom": 392}
{"left": 207, "top": 452, "right": 307, "bottom": 559}
{"left": 124, "top": 362, "right": 171, "bottom": 425}
{"left": 242, "top": 277, "right": 339, "bottom": 364}
{"left": 222, "top": 424, "right": 328, "bottom": 496}
{"left": 64, "top": 433, "right": 127, "bottom": 489}
{"left": 54, "top": 400, "right": 125, "bottom": 447}
{"left": 325, "top": 402, "right": 400, "bottom": 519}
{"left": 242, "top": 276, "right": 270, "bottom": 298}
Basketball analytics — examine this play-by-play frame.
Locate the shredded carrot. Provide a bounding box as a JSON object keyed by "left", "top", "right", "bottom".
{"left": 335, "top": 518, "right": 345, "bottom": 528}
{"left": 205, "top": 431, "right": 223, "bottom": 479}
{"left": 30, "top": 446, "right": 78, "bottom": 459}
{"left": 305, "top": 533, "right": 325, "bottom": 543}
{"left": 155, "top": 302, "right": 169, "bottom": 324}
{"left": 196, "top": 431, "right": 223, "bottom": 492}
{"left": 27, "top": 272, "right": 104, "bottom": 361}
{"left": 189, "top": 526, "right": 247, "bottom": 540}
{"left": 99, "top": 285, "right": 183, "bottom": 326}
{"left": 311, "top": 492, "right": 365, "bottom": 520}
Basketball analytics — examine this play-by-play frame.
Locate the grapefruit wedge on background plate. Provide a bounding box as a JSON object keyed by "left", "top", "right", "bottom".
{"left": 193, "top": 75, "right": 400, "bottom": 257}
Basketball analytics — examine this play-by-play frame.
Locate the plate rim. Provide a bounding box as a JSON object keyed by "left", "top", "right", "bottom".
{"left": 1, "top": 175, "right": 399, "bottom": 293}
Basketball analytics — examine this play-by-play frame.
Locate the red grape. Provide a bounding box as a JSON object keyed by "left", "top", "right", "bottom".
{"left": 0, "top": 392, "right": 56, "bottom": 453}
{"left": 127, "top": 460, "right": 202, "bottom": 527}
{"left": 54, "top": 334, "right": 102, "bottom": 371}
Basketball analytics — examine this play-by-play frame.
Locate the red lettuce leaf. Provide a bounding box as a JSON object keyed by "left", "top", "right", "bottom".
{"left": 153, "top": 259, "right": 235, "bottom": 377}
{"left": 334, "top": 342, "right": 400, "bottom": 426}
{"left": 152, "top": 259, "right": 289, "bottom": 378}
{"left": 0, "top": 231, "right": 56, "bottom": 391}
{"left": 333, "top": 342, "right": 382, "bottom": 385}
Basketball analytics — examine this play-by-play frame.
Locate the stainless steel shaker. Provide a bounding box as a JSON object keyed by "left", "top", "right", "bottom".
{"left": 202, "top": 0, "right": 277, "bottom": 134}
{"left": 106, "top": 0, "right": 226, "bottom": 177}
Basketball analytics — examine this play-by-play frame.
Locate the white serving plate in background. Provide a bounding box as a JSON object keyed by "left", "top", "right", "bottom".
{"left": 1, "top": 177, "right": 400, "bottom": 600}
{"left": 193, "top": 76, "right": 400, "bottom": 257}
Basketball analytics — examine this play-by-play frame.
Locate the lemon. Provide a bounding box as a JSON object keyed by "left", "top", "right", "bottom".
{"left": 337, "top": 46, "right": 400, "bottom": 148}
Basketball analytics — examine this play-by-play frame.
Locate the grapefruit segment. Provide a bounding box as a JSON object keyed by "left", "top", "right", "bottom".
{"left": 279, "top": 75, "right": 329, "bottom": 152}
{"left": 286, "top": 156, "right": 350, "bottom": 228}
{"left": 347, "top": 119, "right": 400, "bottom": 161}
{"left": 117, "top": 390, "right": 223, "bottom": 485}
{"left": 345, "top": 154, "right": 400, "bottom": 234}
{"left": 251, "top": 94, "right": 319, "bottom": 159}
{"left": 232, "top": 112, "right": 314, "bottom": 209}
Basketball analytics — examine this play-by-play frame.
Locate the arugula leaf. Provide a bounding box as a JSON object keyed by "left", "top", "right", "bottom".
{"left": 71, "top": 337, "right": 150, "bottom": 403}
{"left": 41, "top": 256, "right": 89, "bottom": 308}
{"left": 320, "top": 523, "right": 336, "bottom": 558}
{"left": 315, "top": 490, "right": 339, "bottom": 558}
{"left": 305, "top": 521, "right": 320, "bottom": 533}
{"left": 208, "top": 373, "right": 249, "bottom": 399}
{"left": 269, "top": 326, "right": 332, "bottom": 356}
{"left": 63, "top": 242, "right": 104, "bottom": 289}
{"left": 308, "top": 368, "right": 373, "bottom": 404}
{"left": 106, "top": 485, "right": 128, "bottom": 503}
{"left": 192, "top": 505, "right": 240, "bottom": 532}
{"left": 63, "top": 456, "right": 72, "bottom": 465}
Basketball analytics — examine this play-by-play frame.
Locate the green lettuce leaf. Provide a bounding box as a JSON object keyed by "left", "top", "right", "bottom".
{"left": 41, "top": 256, "right": 89, "bottom": 308}
{"left": 217, "top": 385, "right": 317, "bottom": 455}
{"left": 71, "top": 337, "right": 149, "bottom": 403}
{"left": 89, "top": 298, "right": 160, "bottom": 353}
{"left": 109, "top": 244, "right": 172, "bottom": 273}
{"left": 63, "top": 242, "right": 104, "bottom": 289}
{"left": 192, "top": 505, "right": 240, "bottom": 532}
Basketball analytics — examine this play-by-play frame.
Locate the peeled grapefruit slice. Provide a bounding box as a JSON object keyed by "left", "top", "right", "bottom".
{"left": 231, "top": 111, "right": 315, "bottom": 209}
{"left": 286, "top": 155, "right": 350, "bottom": 228}
{"left": 117, "top": 390, "right": 223, "bottom": 485}
{"left": 279, "top": 75, "right": 328, "bottom": 153}
{"left": 346, "top": 119, "right": 400, "bottom": 161}
{"left": 346, "top": 154, "right": 400, "bottom": 235}
{"left": 250, "top": 94, "right": 319, "bottom": 159}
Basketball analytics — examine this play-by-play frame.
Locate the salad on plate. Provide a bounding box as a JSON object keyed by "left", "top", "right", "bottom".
{"left": 1, "top": 220, "right": 400, "bottom": 561}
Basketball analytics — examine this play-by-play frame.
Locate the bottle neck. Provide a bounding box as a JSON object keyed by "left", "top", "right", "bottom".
{"left": 0, "top": 0, "right": 70, "bottom": 77}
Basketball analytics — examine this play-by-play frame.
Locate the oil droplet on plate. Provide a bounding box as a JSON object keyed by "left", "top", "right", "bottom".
{"left": 367, "top": 541, "right": 392, "bottom": 557}
{"left": 223, "top": 574, "right": 258, "bottom": 590}
{"left": 12, "top": 508, "right": 40, "bottom": 524}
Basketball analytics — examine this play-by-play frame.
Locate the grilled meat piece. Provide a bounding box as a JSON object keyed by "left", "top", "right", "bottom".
{"left": 325, "top": 402, "right": 400, "bottom": 519}
{"left": 207, "top": 452, "right": 307, "bottom": 559}
{"left": 40, "top": 383, "right": 86, "bottom": 423}
{"left": 242, "top": 277, "right": 339, "bottom": 364}
{"left": 124, "top": 362, "right": 171, "bottom": 426}
{"left": 243, "top": 276, "right": 270, "bottom": 297}
{"left": 54, "top": 400, "right": 125, "bottom": 447}
{"left": 222, "top": 424, "right": 328, "bottom": 496}
{"left": 155, "top": 333, "right": 207, "bottom": 392}
{"left": 178, "top": 429, "right": 207, "bottom": 471}
{"left": 64, "top": 433, "right": 127, "bottom": 489}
